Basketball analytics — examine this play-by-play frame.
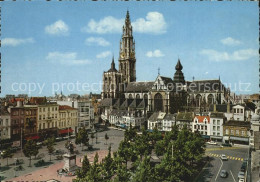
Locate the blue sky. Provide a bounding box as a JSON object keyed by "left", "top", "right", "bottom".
{"left": 0, "top": 2, "right": 258, "bottom": 96}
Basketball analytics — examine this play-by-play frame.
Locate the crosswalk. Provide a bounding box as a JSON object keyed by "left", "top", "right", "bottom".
{"left": 207, "top": 153, "right": 244, "bottom": 161}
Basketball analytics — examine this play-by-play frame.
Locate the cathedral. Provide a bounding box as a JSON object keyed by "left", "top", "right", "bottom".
{"left": 101, "top": 11, "right": 232, "bottom": 120}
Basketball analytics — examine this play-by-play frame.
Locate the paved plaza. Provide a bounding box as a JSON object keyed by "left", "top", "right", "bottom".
{"left": 0, "top": 128, "right": 124, "bottom": 182}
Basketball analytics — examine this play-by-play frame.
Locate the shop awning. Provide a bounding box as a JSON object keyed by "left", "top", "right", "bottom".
{"left": 230, "top": 136, "right": 249, "bottom": 142}
{"left": 202, "top": 135, "right": 210, "bottom": 139}
{"left": 59, "top": 128, "right": 73, "bottom": 134}
{"left": 26, "top": 135, "right": 40, "bottom": 140}
{"left": 210, "top": 136, "right": 223, "bottom": 139}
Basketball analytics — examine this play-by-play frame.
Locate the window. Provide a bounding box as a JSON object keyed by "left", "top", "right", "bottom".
{"left": 39, "top": 115, "right": 41, "bottom": 120}
{"left": 52, "top": 114, "right": 54, "bottom": 118}
{"left": 226, "top": 129, "right": 229, "bottom": 135}
{"left": 39, "top": 124, "right": 41, "bottom": 130}
{"left": 55, "top": 114, "right": 57, "bottom": 118}
{"left": 213, "top": 132, "right": 215, "bottom": 136}
{"left": 205, "top": 132, "right": 207, "bottom": 135}
{"left": 217, "top": 126, "right": 220, "bottom": 131}
{"left": 48, "top": 108, "right": 50, "bottom": 112}
{"left": 240, "top": 109, "right": 243, "bottom": 113}
{"left": 43, "top": 115, "right": 45, "bottom": 120}
{"left": 43, "top": 108, "right": 45, "bottom": 112}
{"left": 231, "top": 130, "right": 234, "bottom": 135}
{"left": 213, "top": 120, "right": 216, "bottom": 125}
{"left": 234, "top": 109, "right": 236, "bottom": 113}
{"left": 236, "top": 130, "right": 239, "bottom": 135}
{"left": 194, "top": 125, "right": 196, "bottom": 129}
{"left": 213, "top": 126, "right": 216, "bottom": 131}
{"left": 55, "top": 107, "right": 57, "bottom": 111}
{"left": 241, "top": 131, "right": 245, "bottom": 136}
{"left": 205, "top": 126, "right": 207, "bottom": 130}
{"left": 43, "top": 123, "right": 45, "bottom": 129}
{"left": 39, "top": 108, "right": 42, "bottom": 112}
{"left": 52, "top": 107, "right": 54, "bottom": 111}
{"left": 217, "top": 133, "right": 220, "bottom": 136}
{"left": 217, "top": 120, "right": 220, "bottom": 125}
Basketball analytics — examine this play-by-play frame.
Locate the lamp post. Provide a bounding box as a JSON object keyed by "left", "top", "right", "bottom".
{"left": 14, "top": 158, "right": 17, "bottom": 177}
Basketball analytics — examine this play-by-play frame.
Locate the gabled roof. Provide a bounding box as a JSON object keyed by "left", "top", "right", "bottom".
{"left": 194, "top": 116, "right": 210, "bottom": 123}
{"left": 223, "top": 120, "right": 250, "bottom": 128}
{"left": 125, "top": 82, "right": 154, "bottom": 92}
{"left": 176, "top": 112, "right": 193, "bottom": 121}
{"left": 160, "top": 76, "right": 173, "bottom": 86}
{"left": 210, "top": 112, "right": 225, "bottom": 118}
{"left": 120, "top": 99, "right": 134, "bottom": 109}
{"left": 59, "top": 105, "right": 77, "bottom": 110}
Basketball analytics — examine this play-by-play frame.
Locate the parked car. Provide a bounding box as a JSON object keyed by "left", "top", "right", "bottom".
{"left": 240, "top": 161, "right": 247, "bottom": 172}
{"left": 55, "top": 137, "right": 63, "bottom": 142}
{"left": 238, "top": 171, "right": 245, "bottom": 180}
{"left": 238, "top": 179, "right": 245, "bottom": 182}
{"left": 220, "top": 170, "right": 228, "bottom": 178}
{"left": 220, "top": 154, "right": 228, "bottom": 161}
{"left": 222, "top": 143, "right": 232, "bottom": 147}
{"left": 206, "top": 141, "right": 217, "bottom": 145}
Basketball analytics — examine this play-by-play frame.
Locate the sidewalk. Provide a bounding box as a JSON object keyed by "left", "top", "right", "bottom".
{"left": 5, "top": 150, "right": 108, "bottom": 182}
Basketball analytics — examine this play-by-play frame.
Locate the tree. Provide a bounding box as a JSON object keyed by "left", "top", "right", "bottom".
{"left": 102, "top": 145, "right": 114, "bottom": 179}
{"left": 1, "top": 147, "right": 13, "bottom": 166}
{"left": 132, "top": 155, "right": 155, "bottom": 182}
{"left": 23, "top": 140, "right": 37, "bottom": 167}
{"left": 105, "top": 133, "right": 109, "bottom": 145}
{"left": 76, "top": 154, "right": 91, "bottom": 179}
{"left": 91, "top": 133, "right": 95, "bottom": 145}
{"left": 76, "top": 127, "right": 89, "bottom": 150}
{"left": 125, "top": 124, "right": 137, "bottom": 142}
{"left": 45, "top": 137, "right": 55, "bottom": 161}
{"left": 33, "top": 146, "right": 39, "bottom": 159}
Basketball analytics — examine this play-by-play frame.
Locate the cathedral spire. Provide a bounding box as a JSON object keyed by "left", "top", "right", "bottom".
{"left": 119, "top": 10, "right": 136, "bottom": 83}
{"left": 107, "top": 56, "right": 117, "bottom": 72}
{"left": 175, "top": 58, "right": 183, "bottom": 71}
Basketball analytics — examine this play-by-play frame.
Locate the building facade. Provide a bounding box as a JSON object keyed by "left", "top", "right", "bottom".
{"left": 58, "top": 105, "right": 78, "bottom": 136}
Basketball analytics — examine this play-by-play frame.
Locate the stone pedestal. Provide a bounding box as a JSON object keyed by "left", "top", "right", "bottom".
{"left": 63, "top": 153, "right": 77, "bottom": 172}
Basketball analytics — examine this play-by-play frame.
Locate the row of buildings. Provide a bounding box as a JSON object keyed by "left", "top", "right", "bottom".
{"left": 99, "top": 11, "right": 260, "bottom": 149}
{"left": 0, "top": 96, "right": 96, "bottom": 145}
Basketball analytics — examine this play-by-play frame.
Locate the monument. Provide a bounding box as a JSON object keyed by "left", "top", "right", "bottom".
{"left": 63, "top": 141, "right": 78, "bottom": 172}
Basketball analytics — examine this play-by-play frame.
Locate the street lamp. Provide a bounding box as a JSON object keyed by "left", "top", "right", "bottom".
{"left": 14, "top": 158, "right": 17, "bottom": 177}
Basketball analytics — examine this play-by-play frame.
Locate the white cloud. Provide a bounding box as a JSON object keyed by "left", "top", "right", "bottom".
{"left": 96, "top": 51, "right": 112, "bottom": 59}
{"left": 82, "top": 17, "right": 124, "bottom": 34}
{"left": 132, "top": 12, "right": 167, "bottom": 34}
{"left": 200, "top": 49, "right": 258, "bottom": 61}
{"left": 205, "top": 72, "right": 209, "bottom": 75}
{"left": 85, "top": 37, "right": 110, "bottom": 46}
{"left": 146, "top": 49, "right": 165, "bottom": 58}
{"left": 220, "top": 37, "right": 241, "bottom": 46}
{"left": 2, "top": 37, "right": 34, "bottom": 47}
{"left": 46, "top": 52, "right": 91, "bottom": 65}
{"left": 82, "top": 12, "right": 167, "bottom": 34}
{"left": 45, "top": 20, "right": 69, "bottom": 36}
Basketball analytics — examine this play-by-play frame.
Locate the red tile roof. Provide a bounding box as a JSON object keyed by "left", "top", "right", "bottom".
{"left": 195, "top": 116, "right": 210, "bottom": 123}
{"left": 59, "top": 105, "right": 77, "bottom": 110}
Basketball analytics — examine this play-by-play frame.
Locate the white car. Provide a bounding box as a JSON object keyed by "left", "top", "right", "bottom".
{"left": 207, "top": 141, "right": 217, "bottom": 145}
{"left": 220, "top": 154, "right": 228, "bottom": 161}
{"left": 238, "top": 171, "right": 245, "bottom": 179}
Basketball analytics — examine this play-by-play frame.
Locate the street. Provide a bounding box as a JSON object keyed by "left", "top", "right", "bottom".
{"left": 196, "top": 144, "right": 249, "bottom": 182}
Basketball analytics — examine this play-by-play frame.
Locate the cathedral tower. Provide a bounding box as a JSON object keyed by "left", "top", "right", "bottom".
{"left": 118, "top": 10, "right": 136, "bottom": 83}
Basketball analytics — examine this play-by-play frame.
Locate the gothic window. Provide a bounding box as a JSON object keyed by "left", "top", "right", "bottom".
{"left": 196, "top": 94, "right": 201, "bottom": 107}
{"left": 208, "top": 94, "right": 214, "bottom": 105}
{"left": 136, "top": 94, "right": 140, "bottom": 99}
{"left": 144, "top": 94, "right": 148, "bottom": 100}
{"left": 154, "top": 93, "right": 163, "bottom": 111}
{"left": 129, "top": 94, "right": 133, "bottom": 99}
